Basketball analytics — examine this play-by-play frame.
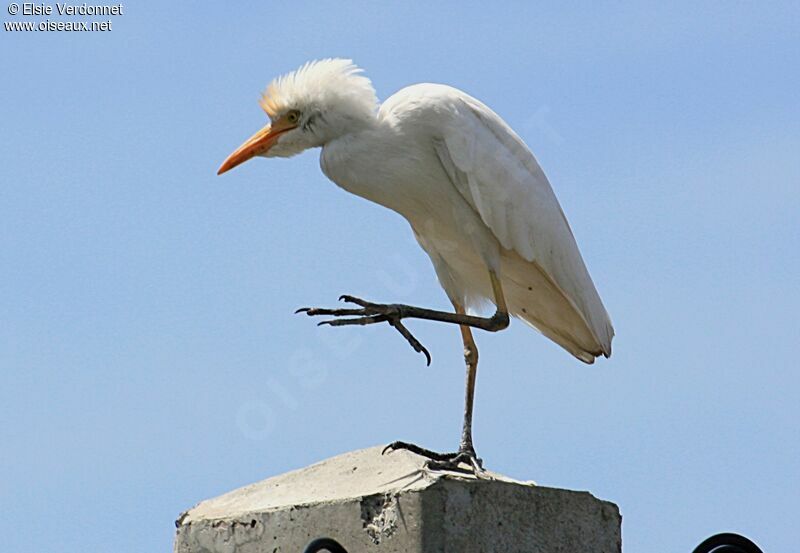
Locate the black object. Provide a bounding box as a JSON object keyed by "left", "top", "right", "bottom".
{"left": 693, "top": 532, "right": 763, "bottom": 553}
{"left": 303, "top": 537, "right": 349, "bottom": 553}
{"left": 305, "top": 531, "right": 766, "bottom": 552}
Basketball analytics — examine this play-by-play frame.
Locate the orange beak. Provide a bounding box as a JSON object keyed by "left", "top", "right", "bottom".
{"left": 217, "top": 120, "right": 297, "bottom": 175}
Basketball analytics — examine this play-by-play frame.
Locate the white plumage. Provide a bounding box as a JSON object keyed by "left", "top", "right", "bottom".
{"left": 219, "top": 58, "right": 613, "bottom": 362}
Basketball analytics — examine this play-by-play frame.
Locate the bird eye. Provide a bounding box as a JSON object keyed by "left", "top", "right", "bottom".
{"left": 286, "top": 110, "right": 300, "bottom": 124}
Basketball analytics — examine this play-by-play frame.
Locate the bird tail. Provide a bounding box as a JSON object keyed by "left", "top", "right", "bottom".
{"left": 502, "top": 253, "right": 613, "bottom": 364}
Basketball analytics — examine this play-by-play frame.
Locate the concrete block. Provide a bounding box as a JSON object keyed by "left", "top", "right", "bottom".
{"left": 174, "top": 446, "right": 621, "bottom": 553}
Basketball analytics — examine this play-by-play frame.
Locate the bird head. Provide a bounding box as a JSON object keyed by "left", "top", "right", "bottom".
{"left": 217, "top": 58, "right": 378, "bottom": 174}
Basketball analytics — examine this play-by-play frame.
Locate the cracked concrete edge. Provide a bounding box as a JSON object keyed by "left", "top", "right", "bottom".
{"left": 175, "top": 488, "right": 427, "bottom": 553}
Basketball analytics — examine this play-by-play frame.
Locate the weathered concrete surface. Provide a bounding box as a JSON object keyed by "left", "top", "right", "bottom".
{"left": 174, "top": 445, "right": 621, "bottom": 553}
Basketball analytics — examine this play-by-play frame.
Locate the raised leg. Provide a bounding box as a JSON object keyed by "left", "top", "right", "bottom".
{"left": 297, "top": 270, "right": 509, "bottom": 364}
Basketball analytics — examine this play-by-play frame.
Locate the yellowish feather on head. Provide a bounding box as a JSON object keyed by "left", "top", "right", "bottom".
{"left": 259, "top": 83, "right": 283, "bottom": 119}
{"left": 257, "top": 59, "right": 378, "bottom": 124}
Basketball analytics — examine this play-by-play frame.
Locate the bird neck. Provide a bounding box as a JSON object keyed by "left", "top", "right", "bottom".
{"left": 317, "top": 111, "right": 378, "bottom": 145}
{"left": 319, "top": 117, "right": 403, "bottom": 212}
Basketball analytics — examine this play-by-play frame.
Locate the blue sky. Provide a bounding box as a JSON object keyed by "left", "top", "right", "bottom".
{"left": 2, "top": 2, "right": 798, "bottom": 552}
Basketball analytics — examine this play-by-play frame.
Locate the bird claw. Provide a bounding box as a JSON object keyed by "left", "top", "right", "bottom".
{"left": 383, "top": 441, "right": 485, "bottom": 475}
{"left": 388, "top": 319, "right": 431, "bottom": 365}
{"left": 338, "top": 294, "right": 377, "bottom": 308}
{"left": 296, "top": 296, "right": 431, "bottom": 364}
{"left": 427, "top": 452, "right": 485, "bottom": 475}
{"left": 317, "top": 314, "right": 389, "bottom": 327}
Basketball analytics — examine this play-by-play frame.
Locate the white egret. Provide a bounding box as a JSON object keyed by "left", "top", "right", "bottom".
{"left": 218, "top": 59, "right": 614, "bottom": 472}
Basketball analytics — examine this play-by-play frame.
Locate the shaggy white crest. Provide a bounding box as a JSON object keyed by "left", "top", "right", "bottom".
{"left": 260, "top": 59, "right": 378, "bottom": 123}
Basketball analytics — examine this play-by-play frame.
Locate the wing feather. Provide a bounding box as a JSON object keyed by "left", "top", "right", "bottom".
{"left": 433, "top": 92, "right": 614, "bottom": 355}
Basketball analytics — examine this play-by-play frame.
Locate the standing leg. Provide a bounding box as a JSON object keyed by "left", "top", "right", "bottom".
{"left": 409, "top": 309, "right": 483, "bottom": 473}
{"left": 456, "top": 304, "right": 479, "bottom": 459}
{"left": 382, "top": 271, "right": 508, "bottom": 473}
{"left": 450, "top": 271, "right": 507, "bottom": 468}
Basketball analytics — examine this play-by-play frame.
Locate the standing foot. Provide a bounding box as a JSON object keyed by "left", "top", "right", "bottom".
{"left": 383, "top": 441, "right": 484, "bottom": 475}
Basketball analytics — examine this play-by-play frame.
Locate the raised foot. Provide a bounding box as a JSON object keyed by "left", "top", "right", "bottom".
{"left": 296, "top": 295, "right": 431, "bottom": 365}
{"left": 383, "top": 441, "right": 485, "bottom": 476}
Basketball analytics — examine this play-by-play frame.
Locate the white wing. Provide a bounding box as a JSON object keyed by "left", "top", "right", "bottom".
{"left": 429, "top": 87, "right": 614, "bottom": 358}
